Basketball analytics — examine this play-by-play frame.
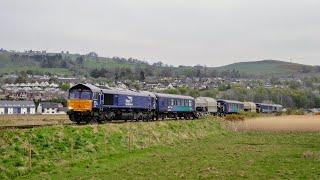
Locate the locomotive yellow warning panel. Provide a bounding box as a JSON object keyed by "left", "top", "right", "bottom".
{"left": 67, "top": 99, "right": 92, "bottom": 112}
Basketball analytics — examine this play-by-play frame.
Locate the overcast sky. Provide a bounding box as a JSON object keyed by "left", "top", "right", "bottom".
{"left": 0, "top": 0, "right": 319, "bottom": 67}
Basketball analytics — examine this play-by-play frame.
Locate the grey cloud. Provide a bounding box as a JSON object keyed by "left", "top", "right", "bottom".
{"left": 0, "top": 0, "right": 319, "bottom": 66}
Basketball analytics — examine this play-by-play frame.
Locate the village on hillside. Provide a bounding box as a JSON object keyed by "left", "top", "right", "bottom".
{"left": 0, "top": 69, "right": 320, "bottom": 115}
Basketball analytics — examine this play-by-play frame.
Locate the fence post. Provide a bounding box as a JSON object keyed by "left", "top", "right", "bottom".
{"left": 104, "top": 129, "right": 108, "bottom": 155}
{"left": 148, "top": 129, "right": 152, "bottom": 147}
{"left": 127, "top": 132, "right": 131, "bottom": 152}
{"left": 28, "top": 141, "right": 32, "bottom": 169}
{"left": 164, "top": 131, "right": 168, "bottom": 144}
{"left": 70, "top": 139, "right": 74, "bottom": 162}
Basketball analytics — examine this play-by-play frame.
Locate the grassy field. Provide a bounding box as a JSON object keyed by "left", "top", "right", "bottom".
{"left": 0, "top": 117, "right": 320, "bottom": 179}
{"left": 0, "top": 114, "right": 70, "bottom": 127}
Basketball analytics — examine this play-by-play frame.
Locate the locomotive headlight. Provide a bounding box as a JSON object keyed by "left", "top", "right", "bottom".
{"left": 68, "top": 106, "right": 73, "bottom": 110}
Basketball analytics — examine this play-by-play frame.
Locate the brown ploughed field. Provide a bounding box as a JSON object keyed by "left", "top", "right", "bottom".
{"left": 227, "top": 115, "right": 320, "bottom": 132}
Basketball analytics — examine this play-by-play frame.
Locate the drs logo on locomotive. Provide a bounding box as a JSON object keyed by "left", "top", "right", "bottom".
{"left": 125, "top": 96, "right": 133, "bottom": 106}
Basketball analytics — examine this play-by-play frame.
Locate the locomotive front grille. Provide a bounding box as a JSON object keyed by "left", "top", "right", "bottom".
{"left": 67, "top": 99, "right": 92, "bottom": 112}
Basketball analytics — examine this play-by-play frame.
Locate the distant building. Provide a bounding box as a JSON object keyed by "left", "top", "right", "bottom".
{"left": 0, "top": 101, "right": 36, "bottom": 115}
{"left": 38, "top": 102, "right": 65, "bottom": 114}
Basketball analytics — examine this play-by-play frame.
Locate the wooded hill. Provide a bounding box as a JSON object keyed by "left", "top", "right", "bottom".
{"left": 0, "top": 49, "right": 319, "bottom": 79}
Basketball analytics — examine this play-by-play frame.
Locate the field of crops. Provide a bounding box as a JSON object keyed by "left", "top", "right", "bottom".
{"left": 0, "top": 116, "right": 320, "bottom": 179}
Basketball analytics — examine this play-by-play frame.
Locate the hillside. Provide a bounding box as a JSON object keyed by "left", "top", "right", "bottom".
{"left": 0, "top": 50, "right": 150, "bottom": 77}
{"left": 0, "top": 49, "right": 319, "bottom": 78}
{"left": 215, "top": 60, "right": 317, "bottom": 76}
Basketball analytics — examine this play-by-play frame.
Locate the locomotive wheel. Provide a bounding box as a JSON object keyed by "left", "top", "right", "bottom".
{"left": 96, "top": 117, "right": 103, "bottom": 124}
{"left": 85, "top": 118, "right": 90, "bottom": 124}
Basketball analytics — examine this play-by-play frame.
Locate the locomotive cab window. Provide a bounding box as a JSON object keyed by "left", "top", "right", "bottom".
{"left": 81, "top": 91, "right": 92, "bottom": 99}
{"left": 93, "top": 93, "right": 99, "bottom": 100}
{"left": 104, "top": 94, "right": 114, "bottom": 105}
{"left": 69, "top": 89, "right": 80, "bottom": 99}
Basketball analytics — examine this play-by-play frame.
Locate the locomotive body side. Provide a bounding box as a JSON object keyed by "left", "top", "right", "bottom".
{"left": 100, "top": 89, "right": 156, "bottom": 120}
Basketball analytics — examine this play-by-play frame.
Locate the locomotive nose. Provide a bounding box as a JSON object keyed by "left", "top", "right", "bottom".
{"left": 67, "top": 99, "right": 92, "bottom": 112}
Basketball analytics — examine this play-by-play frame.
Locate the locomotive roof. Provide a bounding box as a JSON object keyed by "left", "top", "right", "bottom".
{"left": 154, "top": 93, "right": 194, "bottom": 100}
{"left": 70, "top": 83, "right": 158, "bottom": 98}
{"left": 102, "top": 89, "right": 154, "bottom": 97}
{"left": 69, "top": 83, "right": 102, "bottom": 93}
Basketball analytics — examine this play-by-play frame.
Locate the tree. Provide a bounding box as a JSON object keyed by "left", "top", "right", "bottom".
{"left": 139, "top": 70, "right": 145, "bottom": 82}
{"left": 189, "top": 89, "right": 200, "bottom": 98}
{"left": 60, "top": 83, "right": 70, "bottom": 91}
{"left": 178, "top": 87, "right": 188, "bottom": 95}
{"left": 15, "top": 72, "right": 27, "bottom": 83}
{"left": 76, "top": 56, "right": 85, "bottom": 67}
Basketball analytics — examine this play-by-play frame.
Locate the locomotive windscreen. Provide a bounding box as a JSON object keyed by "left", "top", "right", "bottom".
{"left": 69, "top": 89, "right": 92, "bottom": 100}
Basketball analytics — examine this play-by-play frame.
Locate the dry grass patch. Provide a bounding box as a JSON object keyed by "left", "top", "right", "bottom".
{"left": 225, "top": 115, "right": 320, "bottom": 132}
{"left": 0, "top": 114, "right": 71, "bottom": 126}
{"left": 224, "top": 114, "right": 245, "bottom": 121}
{"left": 303, "top": 151, "right": 320, "bottom": 160}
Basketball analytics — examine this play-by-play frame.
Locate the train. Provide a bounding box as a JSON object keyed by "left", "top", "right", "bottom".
{"left": 67, "top": 83, "right": 284, "bottom": 123}
{"left": 67, "top": 84, "right": 197, "bottom": 123}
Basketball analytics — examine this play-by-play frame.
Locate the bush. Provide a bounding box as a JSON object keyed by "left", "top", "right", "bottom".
{"left": 286, "top": 108, "right": 305, "bottom": 115}
{"left": 274, "top": 111, "right": 283, "bottom": 116}
{"left": 224, "top": 114, "right": 245, "bottom": 121}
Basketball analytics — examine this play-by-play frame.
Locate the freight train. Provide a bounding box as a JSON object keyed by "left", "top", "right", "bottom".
{"left": 67, "top": 83, "right": 283, "bottom": 123}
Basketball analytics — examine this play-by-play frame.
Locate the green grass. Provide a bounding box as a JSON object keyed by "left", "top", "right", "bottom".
{"left": 1, "top": 119, "right": 320, "bottom": 179}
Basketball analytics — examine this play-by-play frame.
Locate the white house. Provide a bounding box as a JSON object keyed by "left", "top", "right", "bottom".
{"left": 38, "top": 102, "right": 65, "bottom": 114}
{"left": 0, "top": 101, "right": 36, "bottom": 115}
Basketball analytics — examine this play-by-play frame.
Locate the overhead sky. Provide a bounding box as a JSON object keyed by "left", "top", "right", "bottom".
{"left": 0, "top": 0, "right": 319, "bottom": 67}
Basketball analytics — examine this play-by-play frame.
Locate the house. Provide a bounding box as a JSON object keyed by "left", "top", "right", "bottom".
{"left": 0, "top": 100, "right": 36, "bottom": 115}
{"left": 38, "top": 102, "right": 65, "bottom": 114}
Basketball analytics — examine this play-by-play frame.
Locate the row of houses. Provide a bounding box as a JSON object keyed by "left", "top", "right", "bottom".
{"left": 0, "top": 101, "right": 66, "bottom": 115}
